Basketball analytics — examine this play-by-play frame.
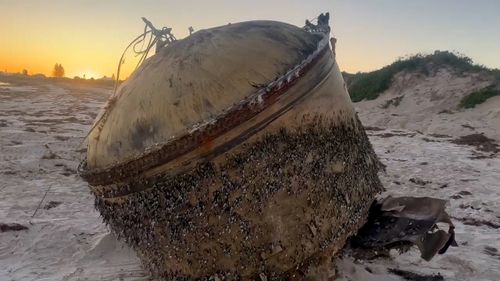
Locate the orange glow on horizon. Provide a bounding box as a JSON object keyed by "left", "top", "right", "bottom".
{"left": 1, "top": 1, "right": 499, "bottom": 79}
{"left": 71, "top": 70, "right": 103, "bottom": 79}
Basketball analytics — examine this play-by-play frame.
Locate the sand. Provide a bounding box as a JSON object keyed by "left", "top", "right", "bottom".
{"left": 1, "top": 73, "right": 499, "bottom": 280}
{"left": 0, "top": 80, "right": 145, "bottom": 281}
{"left": 354, "top": 67, "right": 500, "bottom": 141}
{"left": 337, "top": 127, "right": 500, "bottom": 281}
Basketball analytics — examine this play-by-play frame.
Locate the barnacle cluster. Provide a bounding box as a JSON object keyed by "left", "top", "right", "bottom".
{"left": 93, "top": 116, "right": 383, "bottom": 280}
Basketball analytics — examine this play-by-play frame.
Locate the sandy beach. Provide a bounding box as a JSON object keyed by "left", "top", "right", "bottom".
{"left": 1, "top": 79, "right": 499, "bottom": 280}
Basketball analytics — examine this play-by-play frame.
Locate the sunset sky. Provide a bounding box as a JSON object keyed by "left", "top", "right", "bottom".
{"left": 1, "top": 0, "right": 499, "bottom": 78}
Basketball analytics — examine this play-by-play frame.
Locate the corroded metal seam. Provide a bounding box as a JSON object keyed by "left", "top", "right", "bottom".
{"left": 79, "top": 34, "right": 331, "bottom": 187}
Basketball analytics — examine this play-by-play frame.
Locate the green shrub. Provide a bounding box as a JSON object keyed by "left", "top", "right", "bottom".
{"left": 344, "top": 51, "right": 488, "bottom": 102}
{"left": 459, "top": 87, "right": 500, "bottom": 108}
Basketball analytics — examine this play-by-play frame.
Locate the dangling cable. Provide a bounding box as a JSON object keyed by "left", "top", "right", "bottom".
{"left": 80, "top": 18, "right": 176, "bottom": 155}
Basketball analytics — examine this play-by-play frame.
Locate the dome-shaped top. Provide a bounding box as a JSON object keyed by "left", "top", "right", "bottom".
{"left": 86, "top": 21, "right": 323, "bottom": 169}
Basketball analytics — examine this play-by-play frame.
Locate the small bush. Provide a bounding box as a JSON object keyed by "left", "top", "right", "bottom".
{"left": 459, "top": 87, "right": 500, "bottom": 109}
{"left": 381, "top": 95, "right": 404, "bottom": 109}
{"left": 344, "top": 51, "right": 488, "bottom": 102}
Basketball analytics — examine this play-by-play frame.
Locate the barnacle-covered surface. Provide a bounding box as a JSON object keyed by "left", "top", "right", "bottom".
{"left": 96, "top": 116, "right": 383, "bottom": 280}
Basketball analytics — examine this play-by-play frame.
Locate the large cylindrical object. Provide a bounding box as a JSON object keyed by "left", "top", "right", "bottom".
{"left": 80, "top": 20, "right": 383, "bottom": 280}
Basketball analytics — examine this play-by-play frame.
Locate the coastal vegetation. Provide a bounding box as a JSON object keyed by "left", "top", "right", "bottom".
{"left": 459, "top": 86, "right": 500, "bottom": 109}
{"left": 343, "top": 51, "right": 494, "bottom": 103}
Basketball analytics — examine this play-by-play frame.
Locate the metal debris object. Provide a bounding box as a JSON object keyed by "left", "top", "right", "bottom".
{"left": 352, "top": 196, "right": 458, "bottom": 261}
{"left": 79, "top": 14, "right": 384, "bottom": 280}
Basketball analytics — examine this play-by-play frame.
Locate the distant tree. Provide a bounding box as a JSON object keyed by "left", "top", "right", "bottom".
{"left": 22, "top": 69, "right": 28, "bottom": 76}
{"left": 52, "top": 63, "right": 65, "bottom": 78}
{"left": 111, "top": 73, "right": 116, "bottom": 80}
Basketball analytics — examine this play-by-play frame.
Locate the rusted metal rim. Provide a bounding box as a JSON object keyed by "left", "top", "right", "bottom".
{"left": 90, "top": 52, "right": 337, "bottom": 200}
{"left": 79, "top": 35, "right": 331, "bottom": 186}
